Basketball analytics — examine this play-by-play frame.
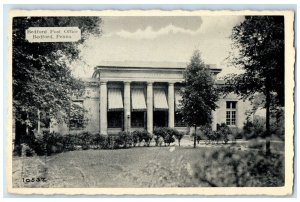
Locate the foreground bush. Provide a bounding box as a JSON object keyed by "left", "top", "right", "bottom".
{"left": 193, "top": 148, "right": 284, "bottom": 187}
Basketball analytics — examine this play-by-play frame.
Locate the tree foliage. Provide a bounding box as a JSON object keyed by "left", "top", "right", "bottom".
{"left": 180, "top": 51, "right": 219, "bottom": 147}
{"left": 180, "top": 50, "right": 219, "bottom": 126}
{"left": 13, "top": 17, "right": 102, "bottom": 125}
{"left": 224, "top": 16, "right": 284, "bottom": 107}
{"left": 224, "top": 16, "right": 284, "bottom": 155}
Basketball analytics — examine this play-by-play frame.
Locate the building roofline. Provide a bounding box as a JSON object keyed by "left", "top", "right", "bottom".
{"left": 94, "top": 65, "right": 222, "bottom": 72}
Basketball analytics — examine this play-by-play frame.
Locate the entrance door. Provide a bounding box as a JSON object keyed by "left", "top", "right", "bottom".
{"left": 153, "top": 111, "right": 168, "bottom": 127}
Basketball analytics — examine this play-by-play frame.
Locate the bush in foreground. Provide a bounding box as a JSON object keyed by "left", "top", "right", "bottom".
{"left": 120, "top": 147, "right": 284, "bottom": 187}
{"left": 193, "top": 148, "right": 284, "bottom": 187}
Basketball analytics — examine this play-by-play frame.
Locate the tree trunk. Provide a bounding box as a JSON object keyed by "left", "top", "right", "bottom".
{"left": 265, "top": 83, "right": 271, "bottom": 156}
{"left": 194, "top": 126, "right": 197, "bottom": 148}
{"left": 15, "top": 120, "right": 26, "bottom": 147}
{"left": 14, "top": 110, "right": 28, "bottom": 148}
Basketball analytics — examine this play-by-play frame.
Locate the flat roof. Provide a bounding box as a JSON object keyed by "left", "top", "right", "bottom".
{"left": 92, "top": 61, "right": 222, "bottom": 79}
{"left": 95, "top": 61, "right": 189, "bottom": 68}
{"left": 94, "top": 65, "right": 222, "bottom": 72}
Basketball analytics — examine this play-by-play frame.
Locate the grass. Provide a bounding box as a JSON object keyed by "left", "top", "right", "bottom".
{"left": 12, "top": 146, "right": 216, "bottom": 187}
{"left": 12, "top": 144, "right": 284, "bottom": 188}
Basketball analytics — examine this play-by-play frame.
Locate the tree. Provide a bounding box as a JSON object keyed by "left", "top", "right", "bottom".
{"left": 13, "top": 17, "right": 102, "bottom": 146}
{"left": 180, "top": 51, "right": 219, "bottom": 148}
{"left": 224, "top": 16, "right": 284, "bottom": 155}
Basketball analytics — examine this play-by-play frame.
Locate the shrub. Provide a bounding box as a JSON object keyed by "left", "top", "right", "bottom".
{"left": 153, "top": 127, "right": 177, "bottom": 146}
{"left": 20, "top": 130, "right": 46, "bottom": 156}
{"left": 114, "top": 133, "right": 125, "bottom": 149}
{"left": 15, "top": 130, "right": 118, "bottom": 155}
{"left": 153, "top": 127, "right": 167, "bottom": 139}
{"left": 242, "top": 117, "right": 265, "bottom": 140}
{"left": 193, "top": 148, "right": 284, "bottom": 187}
{"left": 91, "top": 134, "right": 109, "bottom": 149}
{"left": 20, "top": 143, "right": 36, "bottom": 157}
{"left": 242, "top": 110, "right": 284, "bottom": 141}
{"left": 132, "top": 130, "right": 152, "bottom": 147}
{"left": 37, "top": 131, "right": 64, "bottom": 155}
{"left": 164, "top": 134, "right": 175, "bottom": 146}
{"left": 270, "top": 109, "right": 284, "bottom": 140}
{"left": 131, "top": 131, "right": 140, "bottom": 146}
{"left": 216, "top": 123, "right": 232, "bottom": 144}
{"left": 173, "top": 131, "right": 184, "bottom": 146}
{"left": 63, "top": 134, "right": 78, "bottom": 151}
{"left": 197, "top": 124, "right": 213, "bottom": 144}
{"left": 13, "top": 144, "right": 22, "bottom": 156}
{"left": 154, "top": 135, "right": 164, "bottom": 147}
{"left": 23, "top": 131, "right": 66, "bottom": 155}
{"left": 234, "top": 131, "right": 244, "bottom": 139}
{"left": 77, "top": 132, "right": 93, "bottom": 150}
{"left": 116, "top": 131, "right": 133, "bottom": 148}
{"left": 143, "top": 131, "right": 153, "bottom": 147}
{"left": 106, "top": 135, "right": 117, "bottom": 149}
{"left": 163, "top": 128, "right": 176, "bottom": 146}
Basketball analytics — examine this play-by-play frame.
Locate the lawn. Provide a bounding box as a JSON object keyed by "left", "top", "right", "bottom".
{"left": 12, "top": 143, "right": 284, "bottom": 188}
{"left": 12, "top": 146, "right": 218, "bottom": 188}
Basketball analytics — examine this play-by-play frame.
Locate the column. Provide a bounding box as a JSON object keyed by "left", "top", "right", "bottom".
{"left": 100, "top": 81, "right": 107, "bottom": 135}
{"left": 147, "top": 82, "right": 153, "bottom": 134}
{"left": 211, "top": 109, "right": 217, "bottom": 131}
{"left": 124, "top": 81, "right": 131, "bottom": 132}
{"left": 168, "top": 82, "right": 175, "bottom": 128}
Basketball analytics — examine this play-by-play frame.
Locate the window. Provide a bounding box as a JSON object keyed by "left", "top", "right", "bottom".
{"left": 131, "top": 111, "right": 145, "bottom": 128}
{"left": 226, "top": 101, "right": 237, "bottom": 126}
{"left": 69, "top": 101, "right": 85, "bottom": 130}
{"left": 175, "top": 112, "right": 185, "bottom": 127}
{"left": 108, "top": 111, "right": 123, "bottom": 128}
{"left": 153, "top": 111, "right": 168, "bottom": 127}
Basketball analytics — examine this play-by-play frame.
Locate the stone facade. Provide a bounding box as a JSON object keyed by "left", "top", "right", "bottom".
{"left": 51, "top": 65, "right": 252, "bottom": 135}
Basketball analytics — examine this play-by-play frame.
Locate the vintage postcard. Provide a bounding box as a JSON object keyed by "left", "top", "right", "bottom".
{"left": 6, "top": 9, "right": 294, "bottom": 195}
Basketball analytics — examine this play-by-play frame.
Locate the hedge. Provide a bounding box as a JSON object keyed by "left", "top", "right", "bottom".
{"left": 15, "top": 127, "right": 185, "bottom": 156}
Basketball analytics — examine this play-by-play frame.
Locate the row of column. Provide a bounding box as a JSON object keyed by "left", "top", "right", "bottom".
{"left": 99, "top": 81, "right": 175, "bottom": 135}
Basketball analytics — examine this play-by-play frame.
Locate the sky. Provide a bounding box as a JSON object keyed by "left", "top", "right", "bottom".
{"left": 71, "top": 15, "right": 245, "bottom": 79}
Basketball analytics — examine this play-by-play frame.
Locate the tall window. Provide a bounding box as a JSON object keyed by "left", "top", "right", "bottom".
{"left": 226, "top": 101, "right": 237, "bottom": 126}
{"left": 131, "top": 111, "right": 145, "bottom": 128}
{"left": 108, "top": 111, "right": 123, "bottom": 128}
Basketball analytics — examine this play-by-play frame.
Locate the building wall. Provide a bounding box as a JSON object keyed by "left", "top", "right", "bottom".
{"left": 214, "top": 93, "right": 252, "bottom": 131}
{"left": 51, "top": 89, "right": 253, "bottom": 135}
{"left": 50, "top": 74, "right": 253, "bottom": 135}
{"left": 84, "top": 98, "right": 100, "bottom": 133}
{"left": 50, "top": 84, "right": 100, "bottom": 135}
{"left": 84, "top": 85, "right": 100, "bottom": 133}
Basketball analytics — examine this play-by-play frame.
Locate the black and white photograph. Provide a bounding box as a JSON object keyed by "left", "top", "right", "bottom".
{"left": 7, "top": 10, "right": 294, "bottom": 195}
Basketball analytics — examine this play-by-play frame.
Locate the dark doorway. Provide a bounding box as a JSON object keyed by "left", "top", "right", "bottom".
{"left": 154, "top": 111, "right": 168, "bottom": 127}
